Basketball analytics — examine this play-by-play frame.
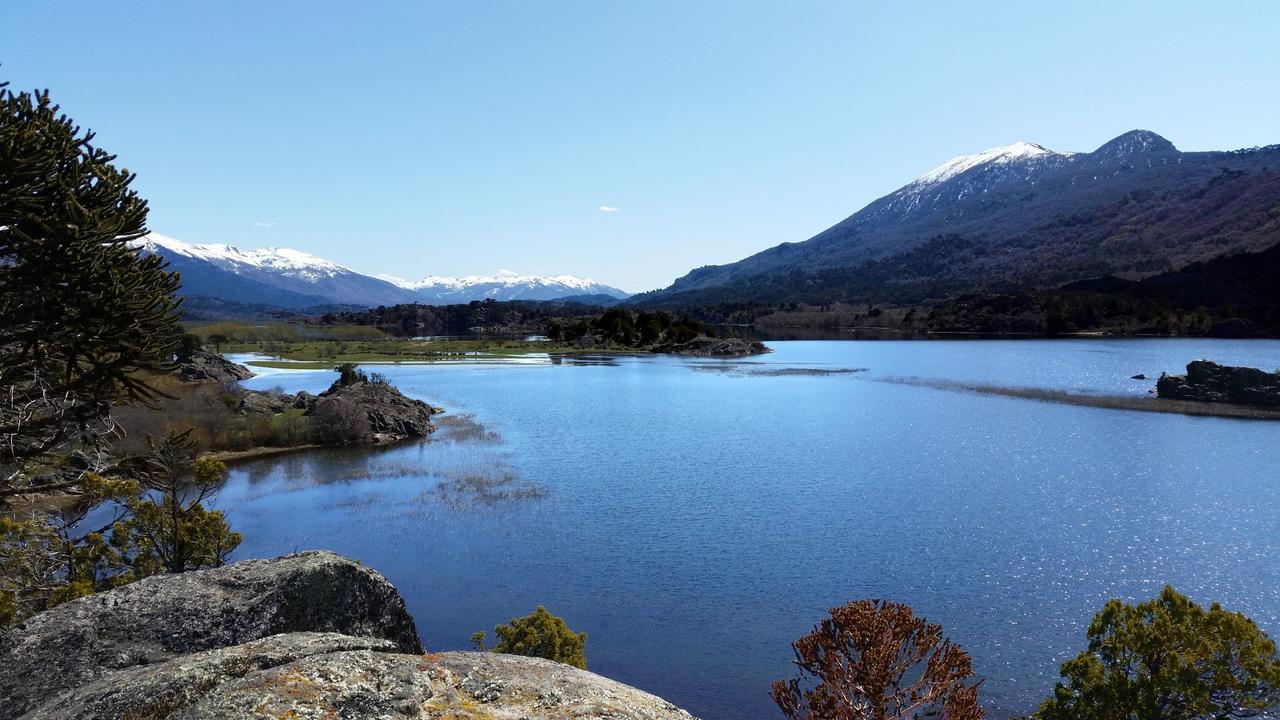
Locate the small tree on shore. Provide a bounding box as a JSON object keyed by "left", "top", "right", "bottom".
{"left": 772, "top": 599, "right": 984, "bottom": 720}
{"left": 115, "top": 432, "right": 241, "bottom": 575}
{"left": 484, "top": 605, "right": 588, "bottom": 669}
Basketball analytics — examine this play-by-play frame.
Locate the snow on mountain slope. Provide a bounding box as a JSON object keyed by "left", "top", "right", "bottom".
{"left": 133, "top": 234, "right": 348, "bottom": 282}
{"left": 133, "top": 234, "right": 629, "bottom": 307}
{"left": 911, "top": 141, "right": 1058, "bottom": 186}
{"left": 379, "top": 270, "right": 630, "bottom": 303}
{"left": 648, "top": 129, "right": 1277, "bottom": 302}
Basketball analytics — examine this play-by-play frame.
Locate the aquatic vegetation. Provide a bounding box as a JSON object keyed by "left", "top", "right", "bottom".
{"left": 427, "top": 469, "right": 548, "bottom": 510}
{"left": 435, "top": 414, "right": 503, "bottom": 444}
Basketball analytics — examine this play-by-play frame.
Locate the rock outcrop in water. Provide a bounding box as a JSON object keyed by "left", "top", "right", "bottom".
{"left": 1156, "top": 360, "right": 1280, "bottom": 407}
{"left": 235, "top": 369, "right": 441, "bottom": 444}
{"left": 0, "top": 551, "right": 698, "bottom": 720}
{"left": 315, "top": 375, "right": 442, "bottom": 440}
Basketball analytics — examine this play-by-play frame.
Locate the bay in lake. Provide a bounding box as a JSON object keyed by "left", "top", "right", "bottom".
{"left": 225, "top": 339, "right": 1280, "bottom": 719}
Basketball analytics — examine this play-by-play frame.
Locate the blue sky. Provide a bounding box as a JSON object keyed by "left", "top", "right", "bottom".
{"left": 5, "top": 1, "right": 1278, "bottom": 292}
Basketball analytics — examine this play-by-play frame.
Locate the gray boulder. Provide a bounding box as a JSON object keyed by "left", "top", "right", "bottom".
{"left": 0, "top": 551, "right": 421, "bottom": 720}
{"left": 176, "top": 349, "right": 255, "bottom": 384}
{"left": 236, "top": 389, "right": 291, "bottom": 416}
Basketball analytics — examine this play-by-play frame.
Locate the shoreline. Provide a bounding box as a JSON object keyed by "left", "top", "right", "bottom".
{"left": 201, "top": 443, "right": 326, "bottom": 465}
{"left": 881, "top": 377, "right": 1280, "bottom": 421}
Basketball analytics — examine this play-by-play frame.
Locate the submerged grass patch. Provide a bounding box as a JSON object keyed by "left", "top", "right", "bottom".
{"left": 424, "top": 469, "right": 549, "bottom": 510}
{"left": 689, "top": 363, "right": 868, "bottom": 377}
{"left": 434, "top": 414, "right": 502, "bottom": 443}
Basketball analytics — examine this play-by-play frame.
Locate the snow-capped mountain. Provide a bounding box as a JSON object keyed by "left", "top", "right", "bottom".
{"left": 134, "top": 235, "right": 352, "bottom": 281}
{"left": 643, "top": 130, "right": 1280, "bottom": 304}
{"left": 131, "top": 234, "right": 421, "bottom": 308}
{"left": 913, "top": 140, "right": 1059, "bottom": 185}
{"left": 132, "top": 234, "right": 630, "bottom": 308}
{"left": 378, "top": 271, "right": 630, "bottom": 304}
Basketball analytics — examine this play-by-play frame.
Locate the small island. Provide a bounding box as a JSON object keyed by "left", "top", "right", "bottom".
{"left": 126, "top": 348, "right": 440, "bottom": 464}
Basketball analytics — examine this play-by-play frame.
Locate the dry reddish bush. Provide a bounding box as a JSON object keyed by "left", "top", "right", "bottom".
{"left": 772, "top": 599, "right": 984, "bottom": 720}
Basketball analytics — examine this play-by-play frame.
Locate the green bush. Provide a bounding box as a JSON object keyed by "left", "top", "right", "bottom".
{"left": 1030, "top": 586, "right": 1280, "bottom": 720}
{"left": 487, "top": 606, "right": 587, "bottom": 669}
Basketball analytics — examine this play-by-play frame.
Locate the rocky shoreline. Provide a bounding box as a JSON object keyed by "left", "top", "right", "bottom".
{"left": 238, "top": 371, "right": 442, "bottom": 446}
{"left": 1157, "top": 360, "right": 1280, "bottom": 408}
{"left": 0, "top": 551, "right": 698, "bottom": 720}
{"left": 884, "top": 376, "right": 1280, "bottom": 421}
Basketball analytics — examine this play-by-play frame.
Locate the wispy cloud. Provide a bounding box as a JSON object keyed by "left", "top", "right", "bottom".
{"left": 598, "top": 205, "right": 620, "bottom": 213}
{"left": 251, "top": 221, "right": 277, "bottom": 227}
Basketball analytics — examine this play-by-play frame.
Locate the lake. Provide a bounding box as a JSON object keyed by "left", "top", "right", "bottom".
{"left": 225, "top": 339, "right": 1280, "bottom": 719}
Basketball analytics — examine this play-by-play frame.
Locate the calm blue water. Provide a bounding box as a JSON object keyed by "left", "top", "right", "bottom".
{"left": 224, "top": 339, "right": 1280, "bottom": 719}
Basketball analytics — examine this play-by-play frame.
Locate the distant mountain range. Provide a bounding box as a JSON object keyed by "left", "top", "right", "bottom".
{"left": 635, "top": 130, "right": 1280, "bottom": 306}
{"left": 131, "top": 235, "right": 630, "bottom": 308}
{"left": 377, "top": 271, "right": 629, "bottom": 304}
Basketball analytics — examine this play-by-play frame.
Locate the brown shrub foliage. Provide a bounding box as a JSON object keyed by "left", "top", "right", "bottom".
{"left": 772, "top": 599, "right": 983, "bottom": 720}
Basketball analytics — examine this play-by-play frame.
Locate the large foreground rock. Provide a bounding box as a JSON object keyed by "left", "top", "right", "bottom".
{"left": 1156, "top": 360, "right": 1280, "bottom": 407}
{"left": 25, "top": 639, "right": 697, "bottom": 720}
{"left": 3, "top": 551, "right": 699, "bottom": 720}
{"left": 27, "top": 632, "right": 398, "bottom": 719}
{"left": 0, "top": 551, "right": 421, "bottom": 719}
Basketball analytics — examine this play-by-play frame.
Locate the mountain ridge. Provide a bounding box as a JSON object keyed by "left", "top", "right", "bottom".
{"left": 132, "top": 234, "right": 630, "bottom": 307}
{"left": 636, "top": 130, "right": 1280, "bottom": 306}
{"left": 377, "top": 270, "right": 629, "bottom": 303}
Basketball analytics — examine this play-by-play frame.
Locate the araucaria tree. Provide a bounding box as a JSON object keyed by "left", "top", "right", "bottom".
{"left": 0, "top": 79, "right": 239, "bottom": 628}
{"left": 0, "top": 79, "right": 183, "bottom": 494}
{"left": 772, "top": 599, "right": 984, "bottom": 720}
{"left": 1030, "top": 586, "right": 1280, "bottom": 720}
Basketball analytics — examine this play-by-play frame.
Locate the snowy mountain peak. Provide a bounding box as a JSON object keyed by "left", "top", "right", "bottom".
{"left": 381, "top": 271, "right": 618, "bottom": 294}
{"left": 913, "top": 141, "right": 1056, "bottom": 186}
{"left": 133, "top": 233, "right": 350, "bottom": 281}
{"left": 137, "top": 233, "right": 631, "bottom": 306}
